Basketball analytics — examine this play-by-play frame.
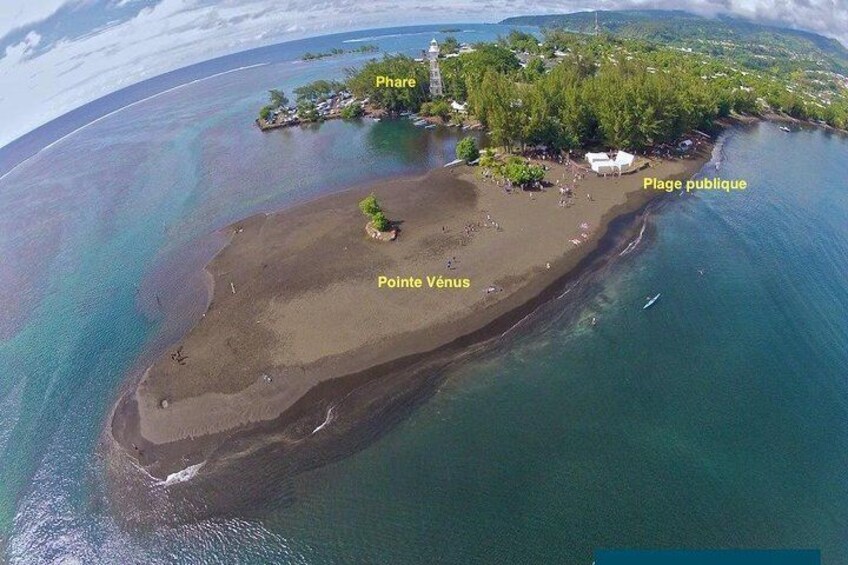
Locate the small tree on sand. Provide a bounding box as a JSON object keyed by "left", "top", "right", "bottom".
{"left": 359, "top": 194, "right": 381, "bottom": 216}
{"left": 359, "top": 194, "right": 390, "bottom": 231}
{"left": 456, "top": 136, "right": 480, "bottom": 163}
{"left": 371, "top": 210, "right": 390, "bottom": 232}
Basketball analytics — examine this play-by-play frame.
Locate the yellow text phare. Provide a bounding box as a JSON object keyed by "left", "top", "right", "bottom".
{"left": 375, "top": 76, "right": 417, "bottom": 88}
{"left": 377, "top": 275, "right": 471, "bottom": 289}
{"left": 643, "top": 177, "right": 748, "bottom": 193}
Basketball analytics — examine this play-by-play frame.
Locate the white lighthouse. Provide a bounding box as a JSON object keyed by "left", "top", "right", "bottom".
{"left": 427, "top": 38, "right": 443, "bottom": 97}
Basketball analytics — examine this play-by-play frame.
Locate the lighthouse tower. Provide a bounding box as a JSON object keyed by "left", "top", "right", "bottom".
{"left": 428, "top": 39, "right": 443, "bottom": 97}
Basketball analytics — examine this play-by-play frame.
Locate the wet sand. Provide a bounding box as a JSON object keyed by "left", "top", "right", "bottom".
{"left": 110, "top": 145, "right": 712, "bottom": 483}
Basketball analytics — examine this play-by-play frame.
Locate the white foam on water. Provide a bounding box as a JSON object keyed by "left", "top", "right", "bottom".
{"left": 619, "top": 217, "right": 648, "bottom": 256}
{"left": 556, "top": 281, "right": 579, "bottom": 300}
{"left": 709, "top": 131, "right": 727, "bottom": 172}
{"left": 343, "top": 31, "right": 432, "bottom": 43}
{"left": 501, "top": 309, "right": 538, "bottom": 338}
{"left": 159, "top": 462, "right": 205, "bottom": 487}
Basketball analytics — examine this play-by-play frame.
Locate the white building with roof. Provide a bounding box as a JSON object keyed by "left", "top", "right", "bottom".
{"left": 587, "top": 151, "right": 636, "bottom": 175}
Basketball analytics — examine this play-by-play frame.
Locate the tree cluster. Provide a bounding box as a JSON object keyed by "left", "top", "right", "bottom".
{"left": 467, "top": 40, "right": 755, "bottom": 151}
{"left": 259, "top": 89, "right": 290, "bottom": 120}
{"left": 297, "top": 101, "right": 320, "bottom": 122}
{"left": 420, "top": 99, "right": 452, "bottom": 120}
{"left": 294, "top": 80, "right": 345, "bottom": 103}
{"left": 340, "top": 103, "right": 364, "bottom": 119}
{"left": 345, "top": 55, "right": 429, "bottom": 112}
{"left": 478, "top": 150, "right": 544, "bottom": 188}
{"left": 358, "top": 194, "right": 390, "bottom": 231}
{"left": 503, "top": 157, "right": 545, "bottom": 188}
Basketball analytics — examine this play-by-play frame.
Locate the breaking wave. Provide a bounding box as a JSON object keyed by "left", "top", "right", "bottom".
{"left": 619, "top": 217, "right": 648, "bottom": 256}
{"left": 159, "top": 462, "right": 205, "bottom": 487}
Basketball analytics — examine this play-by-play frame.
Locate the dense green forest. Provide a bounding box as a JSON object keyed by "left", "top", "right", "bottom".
{"left": 465, "top": 34, "right": 751, "bottom": 151}
{"left": 267, "top": 11, "right": 848, "bottom": 150}
{"left": 339, "top": 28, "right": 847, "bottom": 150}
{"left": 500, "top": 11, "right": 848, "bottom": 130}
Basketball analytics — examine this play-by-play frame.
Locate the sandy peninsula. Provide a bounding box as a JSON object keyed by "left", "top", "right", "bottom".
{"left": 110, "top": 144, "right": 712, "bottom": 481}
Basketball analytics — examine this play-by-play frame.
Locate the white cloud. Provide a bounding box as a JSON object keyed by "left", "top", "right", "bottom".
{"left": 0, "top": 1, "right": 78, "bottom": 39}
{"left": 0, "top": 0, "right": 846, "bottom": 148}
{"left": 3, "top": 31, "right": 42, "bottom": 64}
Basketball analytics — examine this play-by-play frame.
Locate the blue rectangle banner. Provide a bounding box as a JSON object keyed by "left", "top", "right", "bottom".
{"left": 595, "top": 550, "right": 821, "bottom": 565}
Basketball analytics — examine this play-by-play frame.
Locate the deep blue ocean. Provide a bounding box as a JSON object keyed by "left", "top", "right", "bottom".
{"left": 1, "top": 25, "right": 847, "bottom": 564}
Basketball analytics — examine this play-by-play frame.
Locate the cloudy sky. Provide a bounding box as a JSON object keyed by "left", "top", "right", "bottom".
{"left": 1, "top": 0, "right": 847, "bottom": 148}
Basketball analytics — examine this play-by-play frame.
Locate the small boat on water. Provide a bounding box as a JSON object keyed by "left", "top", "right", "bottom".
{"left": 413, "top": 119, "right": 428, "bottom": 126}
{"left": 424, "top": 124, "right": 437, "bottom": 129}
{"left": 643, "top": 293, "right": 661, "bottom": 309}
{"left": 780, "top": 126, "right": 791, "bottom": 132}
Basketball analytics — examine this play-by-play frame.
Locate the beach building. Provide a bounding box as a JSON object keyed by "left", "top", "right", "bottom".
{"left": 613, "top": 150, "right": 635, "bottom": 171}
{"left": 586, "top": 152, "right": 615, "bottom": 175}
{"left": 586, "top": 152, "right": 610, "bottom": 167}
{"left": 586, "top": 150, "right": 636, "bottom": 175}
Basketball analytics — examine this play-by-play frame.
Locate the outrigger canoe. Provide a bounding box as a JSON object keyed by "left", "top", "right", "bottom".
{"left": 643, "top": 293, "right": 661, "bottom": 309}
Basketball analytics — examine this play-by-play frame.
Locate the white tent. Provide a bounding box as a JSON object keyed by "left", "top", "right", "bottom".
{"left": 613, "top": 150, "right": 635, "bottom": 172}
{"left": 592, "top": 160, "right": 617, "bottom": 174}
{"left": 589, "top": 150, "right": 636, "bottom": 174}
{"left": 585, "top": 152, "right": 610, "bottom": 164}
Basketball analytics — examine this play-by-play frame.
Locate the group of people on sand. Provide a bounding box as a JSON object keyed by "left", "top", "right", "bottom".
{"left": 557, "top": 182, "right": 575, "bottom": 208}
{"left": 554, "top": 162, "right": 589, "bottom": 208}
{"left": 460, "top": 212, "right": 502, "bottom": 238}
{"left": 479, "top": 170, "right": 515, "bottom": 194}
{"left": 170, "top": 346, "right": 187, "bottom": 366}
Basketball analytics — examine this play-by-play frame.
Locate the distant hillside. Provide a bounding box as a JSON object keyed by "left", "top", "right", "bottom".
{"left": 500, "top": 10, "right": 848, "bottom": 75}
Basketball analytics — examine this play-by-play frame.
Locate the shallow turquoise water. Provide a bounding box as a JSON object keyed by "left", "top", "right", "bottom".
{"left": 1, "top": 25, "right": 847, "bottom": 564}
